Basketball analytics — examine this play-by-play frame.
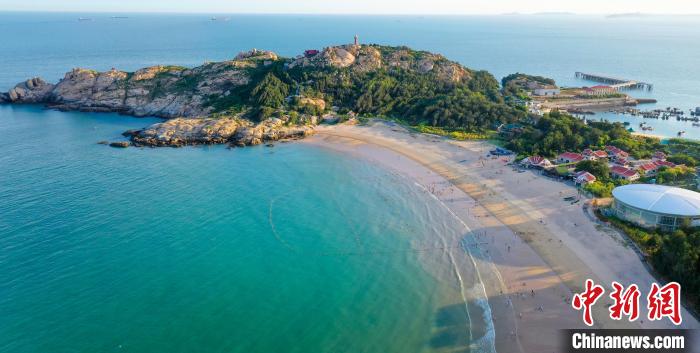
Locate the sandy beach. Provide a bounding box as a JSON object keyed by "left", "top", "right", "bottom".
{"left": 305, "top": 121, "right": 700, "bottom": 353}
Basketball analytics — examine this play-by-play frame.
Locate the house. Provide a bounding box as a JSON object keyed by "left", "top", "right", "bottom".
{"left": 304, "top": 49, "right": 319, "bottom": 57}
{"left": 611, "top": 165, "right": 640, "bottom": 181}
{"left": 533, "top": 85, "right": 560, "bottom": 97}
{"left": 652, "top": 151, "right": 667, "bottom": 161}
{"left": 574, "top": 171, "right": 597, "bottom": 185}
{"left": 654, "top": 160, "right": 676, "bottom": 169}
{"left": 557, "top": 152, "right": 584, "bottom": 164}
{"left": 606, "top": 146, "right": 629, "bottom": 161}
{"left": 582, "top": 149, "right": 608, "bottom": 161}
{"left": 521, "top": 156, "right": 553, "bottom": 169}
{"left": 584, "top": 85, "right": 615, "bottom": 96}
{"left": 636, "top": 162, "right": 660, "bottom": 176}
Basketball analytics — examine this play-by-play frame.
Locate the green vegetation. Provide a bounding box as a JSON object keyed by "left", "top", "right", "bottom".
{"left": 506, "top": 111, "right": 663, "bottom": 159}
{"left": 413, "top": 125, "right": 495, "bottom": 140}
{"left": 501, "top": 73, "right": 555, "bottom": 99}
{"left": 576, "top": 159, "right": 610, "bottom": 181}
{"left": 600, "top": 213, "right": 700, "bottom": 307}
{"left": 284, "top": 65, "right": 525, "bottom": 131}
{"left": 655, "top": 165, "right": 697, "bottom": 188}
{"left": 583, "top": 181, "right": 616, "bottom": 197}
{"left": 251, "top": 73, "right": 288, "bottom": 109}
{"left": 667, "top": 154, "right": 698, "bottom": 167}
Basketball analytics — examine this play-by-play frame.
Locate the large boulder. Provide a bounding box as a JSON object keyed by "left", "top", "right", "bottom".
{"left": 5, "top": 77, "right": 54, "bottom": 103}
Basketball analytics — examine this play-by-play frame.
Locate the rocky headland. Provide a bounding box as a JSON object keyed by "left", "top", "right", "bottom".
{"left": 0, "top": 43, "right": 517, "bottom": 147}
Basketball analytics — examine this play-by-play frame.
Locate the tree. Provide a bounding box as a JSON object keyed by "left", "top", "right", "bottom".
{"left": 251, "top": 73, "right": 288, "bottom": 109}
{"left": 667, "top": 154, "right": 697, "bottom": 167}
{"left": 576, "top": 160, "right": 610, "bottom": 180}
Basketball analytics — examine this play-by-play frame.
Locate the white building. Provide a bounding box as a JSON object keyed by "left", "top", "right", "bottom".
{"left": 533, "top": 86, "right": 560, "bottom": 97}
{"left": 612, "top": 184, "right": 700, "bottom": 231}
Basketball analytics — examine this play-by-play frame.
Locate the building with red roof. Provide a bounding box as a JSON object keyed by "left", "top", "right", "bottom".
{"left": 652, "top": 151, "right": 667, "bottom": 161}
{"left": 582, "top": 149, "right": 609, "bottom": 160}
{"left": 611, "top": 165, "right": 640, "bottom": 181}
{"left": 606, "top": 145, "right": 629, "bottom": 161}
{"left": 653, "top": 160, "right": 676, "bottom": 168}
{"left": 557, "top": 152, "right": 584, "bottom": 164}
{"left": 636, "top": 162, "right": 660, "bottom": 176}
{"left": 584, "top": 85, "right": 616, "bottom": 96}
{"left": 521, "top": 156, "right": 553, "bottom": 169}
{"left": 574, "top": 171, "right": 597, "bottom": 185}
{"left": 304, "top": 49, "right": 319, "bottom": 57}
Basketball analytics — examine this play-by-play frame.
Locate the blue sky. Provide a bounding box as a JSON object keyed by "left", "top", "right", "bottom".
{"left": 1, "top": 0, "right": 698, "bottom": 14}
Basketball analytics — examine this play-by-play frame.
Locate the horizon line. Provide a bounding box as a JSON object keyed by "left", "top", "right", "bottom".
{"left": 1, "top": 9, "right": 700, "bottom": 17}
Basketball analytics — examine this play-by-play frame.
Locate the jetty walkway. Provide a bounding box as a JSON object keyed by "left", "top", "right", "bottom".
{"left": 575, "top": 72, "right": 653, "bottom": 91}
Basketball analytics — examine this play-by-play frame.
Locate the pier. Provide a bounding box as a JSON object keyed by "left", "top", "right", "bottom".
{"left": 575, "top": 72, "right": 653, "bottom": 91}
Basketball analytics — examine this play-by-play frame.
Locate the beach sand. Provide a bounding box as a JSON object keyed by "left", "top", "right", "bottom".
{"left": 305, "top": 121, "right": 699, "bottom": 353}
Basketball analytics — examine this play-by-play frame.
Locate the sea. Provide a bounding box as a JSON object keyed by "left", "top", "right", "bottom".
{"left": 1, "top": 12, "right": 699, "bottom": 353}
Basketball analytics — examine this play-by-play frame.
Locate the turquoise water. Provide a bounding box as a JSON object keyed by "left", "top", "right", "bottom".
{"left": 0, "top": 13, "right": 699, "bottom": 137}
{"left": 2, "top": 12, "right": 699, "bottom": 352}
{"left": 0, "top": 105, "right": 484, "bottom": 352}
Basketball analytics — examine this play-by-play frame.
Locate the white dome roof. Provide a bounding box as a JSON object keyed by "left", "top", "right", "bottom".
{"left": 613, "top": 184, "right": 700, "bottom": 216}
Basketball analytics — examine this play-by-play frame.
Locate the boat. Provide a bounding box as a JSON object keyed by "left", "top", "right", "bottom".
{"left": 78, "top": 17, "right": 93, "bottom": 21}
{"left": 692, "top": 122, "right": 700, "bottom": 127}
{"left": 623, "top": 121, "right": 630, "bottom": 126}
{"left": 678, "top": 131, "right": 686, "bottom": 137}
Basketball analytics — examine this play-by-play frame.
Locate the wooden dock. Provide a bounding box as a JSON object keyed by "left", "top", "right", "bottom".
{"left": 575, "top": 72, "right": 653, "bottom": 91}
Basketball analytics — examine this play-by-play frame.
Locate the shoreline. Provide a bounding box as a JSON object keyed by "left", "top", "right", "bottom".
{"left": 305, "top": 121, "right": 700, "bottom": 352}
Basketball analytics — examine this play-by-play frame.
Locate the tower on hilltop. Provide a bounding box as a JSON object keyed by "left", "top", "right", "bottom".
{"left": 354, "top": 34, "right": 359, "bottom": 46}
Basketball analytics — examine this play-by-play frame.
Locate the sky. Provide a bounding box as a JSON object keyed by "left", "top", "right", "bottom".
{"left": 1, "top": 0, "right": 699, "bottom": 15}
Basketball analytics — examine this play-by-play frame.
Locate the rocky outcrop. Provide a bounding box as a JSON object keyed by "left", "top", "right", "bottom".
{"left": 2, "top": 57, "right": 261, "bottom": 118}
{"left": 4, "top": 78, "right": 55, "bottom": 103}
{"left": 128, "top": 117, "right": 314, "bottom": 147}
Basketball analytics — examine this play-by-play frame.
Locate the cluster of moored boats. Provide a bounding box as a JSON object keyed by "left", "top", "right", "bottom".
{"left": 610, "top": 107, "right": 700, "bottom": 121}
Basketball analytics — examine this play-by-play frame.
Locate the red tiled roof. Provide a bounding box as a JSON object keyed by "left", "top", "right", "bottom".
{"left": 605, "top": 145, "right": 629, "bottom": 158}
{"left": 654, "top": 160, "right": 676, "bottom": 168}
{"left": 575, "top": 172, "right": 597, "bottom": 183}
{"left": 611, "top": 165, "right": 638, "bottom": 177}
{"left": 558, "top": 152, "right": 584, "bottom": 162}
{"left": 637, "top": 163, "right": 658, "bottom": 172}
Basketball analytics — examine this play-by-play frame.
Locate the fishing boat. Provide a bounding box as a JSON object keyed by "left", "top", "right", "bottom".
{"left": 678, "top": 131, "right": 686, "bottom": 137}
{"left": 78, "top": 17, "right": 93, "bottom": 21}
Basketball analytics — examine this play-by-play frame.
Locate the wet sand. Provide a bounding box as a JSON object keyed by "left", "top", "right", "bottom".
{"left": 305, "top": 121, "right": 699, "bottom": 353}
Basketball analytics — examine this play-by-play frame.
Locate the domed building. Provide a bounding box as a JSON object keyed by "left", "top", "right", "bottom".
{"left": 612, "top": 184, "right": 700, "bottom": 231}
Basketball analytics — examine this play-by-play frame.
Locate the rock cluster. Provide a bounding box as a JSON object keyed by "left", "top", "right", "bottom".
{"left": 2, "top": 78, "right": 55, "bottom": 103}
{"left": 287, "top": 45, "right": 469, "bottom": 82}
{"left": 127, "top": 117, "right": 314, "bottom": 147}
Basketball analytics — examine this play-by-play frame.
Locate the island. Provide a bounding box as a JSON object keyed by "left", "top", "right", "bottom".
{"left": 0, "top": 43, "right": 524, "bottom": 148}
